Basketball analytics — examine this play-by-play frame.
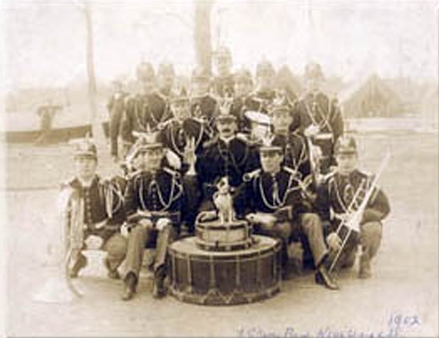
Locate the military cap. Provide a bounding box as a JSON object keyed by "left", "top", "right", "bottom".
{"left": 214, "top": 46, "right": 232, "bottom": 60}
{"left": 71, "top": 136, "right": 97, "bottom": 160}
{"left": 191, "top": 67, "right": 210, "bottom": 82}
{"left": 304, "top": 62, "right": 324, "bottom": 80}
{"left": 334, "top": 136, "right": 357, "bottom": 155}
{"left": 136, "top": 62, "right": 155, "bottom": 81}
{"left": 216, "top": 112, "right": 237, "bottom": 124}
{"left": 234, "top": 69, "right": 253, "bottom": 83}
{"left": 259, "top": 134, "right": 283, "bottom": 154}
{"left": 158, "top": 63, "right": 175, "bottom": 77}
{"left": 256, "top": 60, "right": 275, "bottom": 77}
{"left": 270, "top": 103, "right": 290, "bottom": 116}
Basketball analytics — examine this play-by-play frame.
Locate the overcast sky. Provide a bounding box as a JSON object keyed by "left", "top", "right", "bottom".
{"left": 1, "top": 0, "right": 438, "bottom": 91}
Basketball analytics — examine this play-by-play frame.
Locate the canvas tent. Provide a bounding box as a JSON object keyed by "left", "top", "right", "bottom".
{"left": 342, "top": 74, "right": 404, "bottom": 118}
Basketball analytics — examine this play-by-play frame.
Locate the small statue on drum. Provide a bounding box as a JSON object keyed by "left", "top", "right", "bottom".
{"left": 121, "top": 131, "right": 200, "bottom": 301}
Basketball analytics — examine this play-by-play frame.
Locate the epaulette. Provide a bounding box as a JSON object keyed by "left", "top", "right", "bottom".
{"left": 236, "top": 133, "right": 252, "bottom": 143}
{"left": 163, "top": 167, "right": 181, "bottom": 179}
{"left": 202, "top": 136, "right": 219, "bottom": 149}
{"left": 243, "top": 169, "right": 261, "bottom": 182}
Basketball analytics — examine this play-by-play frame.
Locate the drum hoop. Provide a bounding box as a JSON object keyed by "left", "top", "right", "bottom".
{"left": 196, "top": 220, "right": 250, "bottom": 231}
{"left": 169, "top": 283, "right": 281, "bottom": 306}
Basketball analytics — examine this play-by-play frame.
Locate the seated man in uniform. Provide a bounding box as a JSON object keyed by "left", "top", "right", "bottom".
{"left": 233, "top": 139, "right": 338, "bottom": 289}
{"left": 60, "top": 137, "right": 127, "bottom": 280}
{"left": 196, "top": 109, "right": 260, "bottom": 211}
{"left": 316, "top": 136, "right": 391, "bottom": 280}
{"left": 122, "top": 133, "right": 199, "bottom": 300}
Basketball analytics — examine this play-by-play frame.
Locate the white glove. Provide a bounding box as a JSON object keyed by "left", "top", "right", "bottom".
{"left": 326, "top": 232, "right": 342, "bottom": 252}
{"left": 156, "top": 218, "right": 171, "bottom": 231}
{"left": 85, "top": 235, "right": 104, "bottom": 250}
{"left": 304, "top": 125, "right": 320, "bottom": 137}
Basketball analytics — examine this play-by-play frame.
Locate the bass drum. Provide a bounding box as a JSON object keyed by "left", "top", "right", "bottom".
{"left": 168, "top": 235, "right": 282, "bottom": 306}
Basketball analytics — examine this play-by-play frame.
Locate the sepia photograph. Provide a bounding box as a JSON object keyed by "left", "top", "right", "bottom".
{"left": 1, "top": 0, "right": 438, "bottom": 336}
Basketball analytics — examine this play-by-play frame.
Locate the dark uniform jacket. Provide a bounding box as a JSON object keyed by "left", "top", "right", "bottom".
{"left": 158, "top": 118, "right": 211, "bottom": 173}
{"left": 293, "top": 92, "right": 344, "bottom": 171}
{"left": 233, "top": 167, "right": 309, "bottom": 222}
{"left": 230, "top": 95, "right": 254, "bottom": 134}
{"left": 121, "top": 92, "right": 169, "bottom": 144}
{"left": 124, "top": 168, "right": 200, "bottom": 228}
{"left": 294, "top": 91, "right": 343, "bottom": 139}
{"left": 316, "top": 169, "right": 391, "bottom": 235}
{"left": 272, "top": 132, "right": 311, "bottom": 180}
{"left": 190, "top": 95, "right": 218, "bottom": 134}
{"left": 60, "top": 175, "right": 126, "bottom": 235}
{"left": 197, "top": 136, "right": 260, "bottom": 193}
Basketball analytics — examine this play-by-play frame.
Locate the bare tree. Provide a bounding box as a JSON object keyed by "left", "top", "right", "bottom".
{"left": 194, "top": 0, "right": 215, "bottom": 74}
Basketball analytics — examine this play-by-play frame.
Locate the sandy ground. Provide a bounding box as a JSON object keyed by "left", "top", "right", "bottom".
{"left": 4, "top": 131, "right": 439, "bottom": 337}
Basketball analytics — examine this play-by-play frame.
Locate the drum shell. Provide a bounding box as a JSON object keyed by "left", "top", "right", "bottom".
{"left": 168, "top": 236, "right": 282, "bottom": 305}
{"left": 195, "top": 219, "right": 253, "bottom": 251}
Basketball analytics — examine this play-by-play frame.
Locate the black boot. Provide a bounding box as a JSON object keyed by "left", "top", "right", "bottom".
{"left": 315, "top": 256, "right": 339, "bottom": 290}
{"left": 152, "top": 266, "right": 166, "bottom": 299}
{"left": 69, "top": 254, "right": 87, "bottom": 278}
{"left": 122, "top": 272, "right": 137, "bottom": 301}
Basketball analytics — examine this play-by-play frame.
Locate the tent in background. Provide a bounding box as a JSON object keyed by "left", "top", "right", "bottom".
{"left": 341, "top": 74, "right": 404, "bottom": 118}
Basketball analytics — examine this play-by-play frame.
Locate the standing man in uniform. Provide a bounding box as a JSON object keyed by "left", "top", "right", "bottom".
{"left": 122, "top": 133, "right": 199, "bottom": 300}
{"left": 159, "top": 90, "right": 211, "bottom": 174}
{"left": 294, "top": 62, "right": 344, "bottom": 175}
{"left": 316, "top": 136, "right": 390, "bottom": 280}
{"left": 245, "top": 60, "right": 277, "bottom": 114}
{"left": 190, "top": 67, "right": 219, "bottom": 135}
{"left": 121, "top": 62, "right": 168, "bottom": 154}
{"left": 233, "top": 139, "right": 338, "bottom": 288}
{"left": 212, "top": 46, "right": 234, "bottom": 98}
{"left": 60, "top": 137, "right": 127, "bottom": 281}
{"left": 230, "top": 68, "right": 254, "bottom": 134}
{"left": 107, "top": 78, "right": 128, "bottom": 162}
{"left": 156, "top": 63, "right": 176, "bottom": 98}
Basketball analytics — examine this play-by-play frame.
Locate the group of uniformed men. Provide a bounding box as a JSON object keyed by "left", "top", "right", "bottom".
{"left": 62, "top": 47, "right": 391, "bottom": 302}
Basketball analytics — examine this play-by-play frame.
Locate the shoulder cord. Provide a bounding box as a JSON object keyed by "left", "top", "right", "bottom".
{"left": 138, "top": 174, "right": 182, "bottom": 211}
{"left": 170, "top": 121, "right": 204, "bottom": 157}
{"left": 217, "top": 140, "right": 248, "bottom": 174}
{"left": 258, "top": 173, "right": 295, "bottom": 210}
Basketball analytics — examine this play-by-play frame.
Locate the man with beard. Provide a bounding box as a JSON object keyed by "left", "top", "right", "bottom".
{"left": 121, "top": 62, "right": 168, "bottom": 153}
{"left": 196, "top": 110, "right": 260, "bottom": 210}
{"left": 212, "top": 46, "right": 234, "bottom": 98}
{"left": 293, "top": 62, "right": 344, "bottom": 175}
